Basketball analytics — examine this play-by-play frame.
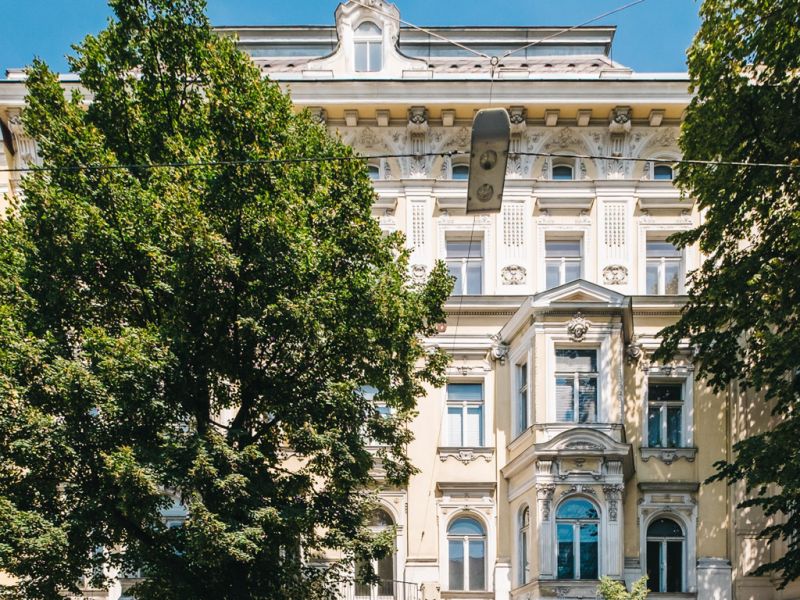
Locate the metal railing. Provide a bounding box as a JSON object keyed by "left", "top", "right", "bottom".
{"left": 338, "top": 579, "right": 420, "bottom": 600}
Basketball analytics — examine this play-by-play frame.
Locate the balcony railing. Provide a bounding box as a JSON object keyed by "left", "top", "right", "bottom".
{"left": 339, "top": 580, "right": 420, "bottom": 600}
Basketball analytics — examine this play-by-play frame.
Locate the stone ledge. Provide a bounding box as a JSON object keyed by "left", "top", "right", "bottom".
{"left": 639, "top": 446, "right": 697, "bottom": 465}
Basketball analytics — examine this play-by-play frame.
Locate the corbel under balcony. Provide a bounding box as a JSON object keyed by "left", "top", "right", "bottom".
{"left": 533, "top": 180, "right": 595, "bottom": 210}
{"left": 639, "top": 446, "right": 698, "bottom": 465}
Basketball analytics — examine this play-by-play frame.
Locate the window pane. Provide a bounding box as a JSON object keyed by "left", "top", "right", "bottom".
{"left": 646, "top": 262, "right": 660, "bottom": 294}
{"left": 556, "top": 377, "right": 574, "bottom": 422}
{"left": 546, "top": 240, "right": 581, "bottom": 257}
{"left": 465, "top": 406, "right": 483, "bottom": 447}
{"left": 564, "top": 261, "right": 581, "bottom": 283}
{"left": 369, "top": 41, "right": 382, "bottom": 71}
{"left": 578, "top": 377, "right": 597, "bottom": 423}
{"left": 556, "top": 349, "right": 597, "bottom": 372}
{"left": 546, "top": 262, "right": 561, "bottom": 289}
{"left": 516, "top": 367, "right": 528, "bottom": 435}
{"left": 446, "top": 261, "right": 462, "bottom": 295}
{"left": 452, "top": 165, "right": 469, "bottom": 180}
{"left": 355, "top": 559, "right": 371, "bottom": 596}
{"left": 664, "top": 261, "right": 681, "bottom": 294}
{"left": 649, "top": 383, "right": 682, "bottom": 402}
{"left": 648, "top": 406, "right": 662, "bottom": 447}
{"left": 647, "top": 240, "right": 681, "bottom": 257}
{"left": 666, "top": 541, "right": 683, "bottom": 592}
{"left": 646, "top": 540, "right": 661, "bottom": 592}
{"left": 468, "top": 540, "right": 485, "bottom": 590}
{"left": 354, "top": 42, "right": 368, "bottom": 71}
{"left": 449, "top": 518, "right": 484, "bottom": 536}
{"left": 579, "top": 523, "right": 598, "bottom": 579}
{"left": 648, "top": 518, "right": 683, "bottom": 538}
{"left": 557, "top": 499, "right": 598, "bottom": 520}
{"left": 377, "top": 552, "right": 394, "bottom": 589}
{"left": 449, "top": 540, "right": 464, "bottom": 590}
{"left": 557, "top": 524, "right": 574, "bottom": 579}
{"left": 356, "top": 22, "right": 382, "bottom": 35}
{"left": 446, "top": 407, "right": 462, "bottom": 446}
{"left": 447, "top": 240, "right": 481, "bottom": 258}
{"left": 466, "top": 262, "right": 482, "bottom": 294}
{"left": 367, "top": 164, "right": 380, "bottom": 179}
{"left": 654, "top": 164, "right": 673, "bottom": 180}
{"left": 552, "top": 165, "right": 574, "bottom": 180}
{"left": 667, "top": 407, "right": 682, "bottom": 447}
{"left": 448, "top": 383, "right": 483, "bottom": 402}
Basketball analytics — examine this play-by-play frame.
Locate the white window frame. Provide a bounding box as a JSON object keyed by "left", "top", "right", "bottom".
{"left": 645, "top": 517, "right": 686, "bottom": 593}
{"left": 518, "top": 505, "right": 531, "bottom": 586}
{"left": 451, "top": 162, "right": 470, "bottom": 181}
{"left": 645, "top": 236, "right": 684, "bottom": 295}
{"left": 554, "top": 346, "right": 599, "bottom": 424}
{"left": 550, "top": 156, "right": 579, "bottom": 180}
{"left": 439, "top": 218, "right": 494, "bottom": 294}
{"left": 554, "top": 497, "right": 601, "bottom": 580}
{"left": 638, "top": 498, "right": 697, "bottom": 594}
{"left": 645, "top": 379, "right": 685, "bottom": 448}
{"left": 537, "top": 224, "right": 592, "bottom": 293}
{"left": 544, "top": 236, "right": 583, "bottom": 289}
{"left": 644, "top": 365, "right": 694, "bottom": 449}
{"left": 443, "top": 381, "right": 485, "bottom": 448}
{"left": 355, "top": 508, "right": 396, "bottom": 600}
{"left": 637, "top": 223, "right": 696, "bottom": 295}
{"left": 445, "top": 235, "right": 484, "bottom": 296}
{"left": 514, "top": 362, "right": 529, "bottom": 437}
{"left": 446, "top": 516, "right": 487, "bottom": 591}
{"left": 353, "top": 21, "right": 383, "bottom": 73}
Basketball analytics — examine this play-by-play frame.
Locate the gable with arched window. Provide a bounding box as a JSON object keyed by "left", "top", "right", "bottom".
{"left": 354, "top": 22, "right": 382, "bottom": 72}
{"left": 447, "top": 516, "right": 486, "bottom": 591}
{"left": 556, "top": 498, "right": 599, "bottom": 580}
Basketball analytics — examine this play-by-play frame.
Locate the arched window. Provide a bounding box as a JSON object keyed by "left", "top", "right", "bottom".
{"left": 552, "top": 164, "right": 574, "bottom": 180}
{"left": 452, "top": 164, "right": 470, "bottom": 180}
{"left": 354, "top": 22, "right": 382, "bottom": 72}
{"left": 646, "top": 517, "right": 684, "bottom": 593}
{"left": 366, "top": 164, "right": 381, "bottom": 180}
{"left": 556, "top": 499, "right": 599, "bottom": 580}
{"left": 653, "top": 163, "right": 674, "bottom": 180}
{"left": 448, "top": 517, "right": 486, "bottom": 591}
{"left": 518, "top": 507, "right": 530, "bottom": 586}
{"left": 355, "top": 509, "right": 395, "bottom": 599}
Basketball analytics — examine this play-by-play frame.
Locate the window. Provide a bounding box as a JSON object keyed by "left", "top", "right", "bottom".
{"left": 518, "top": 507, "right": 530, "bottom": 586}
{"left": 545, "top": 239, "right": 582, "bottom": 289}
{"left": 452, "top": 164, "right": 470, "bottom": 180}
{"left": 552, "top": 164, "right": 574, "bottom": 180}
{"left": 366, "top": 164, "right": 381, "bottom": 180}
{"left": 646, "top": 238, "right": 683, "bottom": 295}
{"left": 647, "top": 382, "right": 683, "bottom": 448}
{"left": 448, "top": 517, "right": 486, "bottom": 591}
{"left": 653, "top": 163, "right": 674, "bottom": 180}
{"left": 555, "top": 349, "right": 598, "bottom": 423}
{"left": 446, "top": 238, "right": 483, "bottom": 295}
{"left": 445, "top": 383, "right": 484, "bottom": 447}
{"left": 354, "top": 22, "right": 382, "bottom": 72}
{"left": 646, "top": 518, "right": 684, "bottom": 593}
{"left": 515, "top": 363, "right": 529, "bottom": 436}
{"left": 556, "top": 499, "right": 599, "bottom": 580}
{"left": 360, "top": 385, "right": 391, "bottom": 446}
{"left": 356, "top": 509, "right": 395, "bottom": 599}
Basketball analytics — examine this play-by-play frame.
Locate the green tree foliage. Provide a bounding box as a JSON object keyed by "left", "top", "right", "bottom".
{"left": 596, "top": 576, "right": 648, "bottom": 600}
{"left": 657, "top": 0, "right": 800, "bottom": 587}
{"left": 0, "top": 1, "right": 451, "bottom": 598}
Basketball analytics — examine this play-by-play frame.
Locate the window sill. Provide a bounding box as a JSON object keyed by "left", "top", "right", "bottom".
{"left": 442, "top": 591, "right": 494, "bottom": 599}
{"left": 438, "top": 447, "right": 494, "bottom": 465}
{"left": 640, "top": 446, "right": 697, "bottom": 465}
{"left": 648, "top": 593, "right": 697, "bottom": 600}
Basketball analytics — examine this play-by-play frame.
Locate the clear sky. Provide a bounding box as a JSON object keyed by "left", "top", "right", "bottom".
{"left": 0, "top": 0, "right": 701, "bottom": 75}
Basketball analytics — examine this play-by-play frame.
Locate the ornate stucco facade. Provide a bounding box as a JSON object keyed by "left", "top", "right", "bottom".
{"left": 1, "top": 2, "right": 798, "bottom": 599}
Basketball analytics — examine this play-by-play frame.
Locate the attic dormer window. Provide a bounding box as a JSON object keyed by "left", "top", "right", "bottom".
{"left": 354, "top": 22, "right": 382, "bottom": 72}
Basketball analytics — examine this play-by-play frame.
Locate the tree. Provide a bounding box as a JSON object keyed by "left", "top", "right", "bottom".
{"left": 0, "top": 1, "right": 451, "bottom": 598}
{"left": 596, "top": 576, "right": 648, "bottom": 600}
{"left": 656, "top": 0, "right": 800, "bottom": 587}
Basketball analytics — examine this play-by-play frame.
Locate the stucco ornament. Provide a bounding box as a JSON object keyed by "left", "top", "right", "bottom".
{"left": 409, "top": 264, "right": 427, "bottom": 285}
{"left": 626, "top": 335, "right": 645, "bottom": 363}
{"left": 602, "top": 264, "right": 628, "bottom": 285}
{"left": 567, "top": 312, "right": 590, "bottom": 342}
{"left": 489, "top": 334, "right": 510, "bottom": 364}
{"left": 501, "top": 264, "right": 527, "bottom": 285}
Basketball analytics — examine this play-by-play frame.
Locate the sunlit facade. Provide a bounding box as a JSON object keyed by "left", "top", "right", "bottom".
{"left": 0, "top": 1, "right": 797, "bottom": 599}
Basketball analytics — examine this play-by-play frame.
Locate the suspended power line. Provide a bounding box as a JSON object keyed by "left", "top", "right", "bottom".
{"left": 2, "top": 150, "right": 798, "bottom": 174}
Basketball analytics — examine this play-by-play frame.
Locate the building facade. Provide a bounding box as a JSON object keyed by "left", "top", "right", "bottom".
{"left": 0, "top": 2, "right": 797, "bottom": 599}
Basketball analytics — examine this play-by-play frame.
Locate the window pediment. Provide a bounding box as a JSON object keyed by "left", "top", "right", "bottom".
{"left": 534, "top": 428, "right": 631, "bottom": 458}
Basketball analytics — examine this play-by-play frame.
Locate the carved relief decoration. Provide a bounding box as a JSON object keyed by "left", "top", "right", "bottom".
{"left": 501, "top": 265, "right": 527, "bottom": 285}
{"left": 410, "top": 264, "right": 427, "bottom": 284}
{"left": 602, "top": 265, "right": 628, "bottom": 285}
{"left": 567, "top": 312, "right": 590, "bottom": 342}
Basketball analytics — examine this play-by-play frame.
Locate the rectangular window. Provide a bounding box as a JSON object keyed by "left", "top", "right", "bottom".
{"left": 646, "top": 238, "right": 683, "bottom": 294}
{"left": 445, "top": 383, "right": 484, "bottom": 447}
{"left": 555, "top": 349, "right": 598, "bottom": 423}
{"left": 515, "top": 363, "right": 528, "bottom": 436}
{"left": 545, "top": 239, "right": 582, "bottom": 289}
{"left": 446, "top": 239, "right": 483, "bottom": 295}
{"left": 647, "top": 382, "right": 683, "bottom": 447}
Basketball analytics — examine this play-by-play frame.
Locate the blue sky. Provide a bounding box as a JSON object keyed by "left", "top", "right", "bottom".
{"left": 0, "top": 0, "right": 701, "bottom": 75}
